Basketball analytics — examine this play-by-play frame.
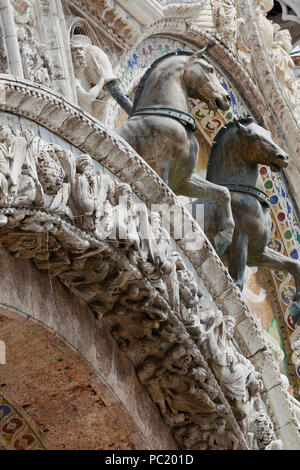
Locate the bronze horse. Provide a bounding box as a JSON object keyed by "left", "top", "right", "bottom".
{"left": 115, "top": 49, "right": 234, "bottom": 254}
{"left": 202, "top": 117, "right": 300, "bottom": 324}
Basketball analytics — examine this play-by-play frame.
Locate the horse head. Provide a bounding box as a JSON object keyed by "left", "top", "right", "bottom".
{"left": 183, "top": 48, "right": 231, "bottom": 112}
{"left": 233, "top": 117, "right": 289, "bottom": 172}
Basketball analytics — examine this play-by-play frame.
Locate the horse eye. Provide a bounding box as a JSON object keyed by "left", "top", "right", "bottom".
{"left": 210, "top": 67, "right": 214, "bottom": 73}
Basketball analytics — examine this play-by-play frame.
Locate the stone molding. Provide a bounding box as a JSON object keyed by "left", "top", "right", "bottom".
{"left": 0, "top": 77, "right": 298, "bottom": 448}
{"left": 0, "top": 250, "right": 177, "bottom": 450}
{"left": 236, "top": 0, "right": 300, "bottom": 162}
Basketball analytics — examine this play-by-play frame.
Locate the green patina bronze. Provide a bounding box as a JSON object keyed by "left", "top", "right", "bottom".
{"left": 202, "top": 117, "right": 300, "bottom": 324}
{"left": 116, "top": 49, "right": 234, "bottom": 254}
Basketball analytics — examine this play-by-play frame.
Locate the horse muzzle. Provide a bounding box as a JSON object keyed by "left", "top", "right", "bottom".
{"left": 213, "top": 94, "right": 231, "bottom": 112}
{"left": 271, "top": 153, "right": 289, "bottom": 171}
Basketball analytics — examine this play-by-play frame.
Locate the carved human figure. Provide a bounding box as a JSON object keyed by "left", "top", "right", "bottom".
{"left": 0, "top": 126, "right": 14, "bottom": 204}
{"left": 254, "top": 0, "right": 275, "bottom": 52}
{"left": 143, "top": 212, "right": 180, "bottom": 312}
{"left": 70, "top": 35, "right": 116, "bottom": 119}
{"left": 208, "top": 416, "right": 239, "bottom": 450}
{"left": 271, "top": 29, "right": 300, "bottom": 116}
{"left": 34, "top": 149, "right": 71, "bottom": 215}
{"left": 211, "top": 0, "right": 238, "bottom": 49}
{"left": 13, "top": 1, "right": 51, "bottom": 86}
{"left": 254, "top": 0, "right": 300, "bottom": 117}
{"left": 0, "top": 127, "right": 37, "bottom": 209}
{"left": 203, "top": 313, "right": 250, "bottom": 422}
{"left": 110, "top": 183, "right": 140, "bottom": 259}
{"left": 73, "top": 154, "right": 102, "bottom": 229}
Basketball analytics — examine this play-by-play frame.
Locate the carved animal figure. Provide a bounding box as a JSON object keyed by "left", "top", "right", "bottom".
{"left": 116, "top": 49, "right": 234, "bottom": 254}
{"left": 201, "top": 117, "right": 300, "bottom": 324}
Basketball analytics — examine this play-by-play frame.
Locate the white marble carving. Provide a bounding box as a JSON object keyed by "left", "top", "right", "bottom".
{"left": 70, "top": 34, "right": 117, "bottom": 121}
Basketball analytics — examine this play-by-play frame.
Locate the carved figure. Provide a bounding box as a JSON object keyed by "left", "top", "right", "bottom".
{"left": 203, "top": 314, "right": 248, "bottom": 406}
{"left": 201, "top": 117, "right": 300, "bottom": 324}
{"left": 13, "top": 1, "right": 52, "bottom": 86}
{"left": 208, "top": 416, "right": 239, "bottom": 450}
{"left": 70, "top": 35, "right": 116, "bottom": 119}
{"left": 211, "top": 0, "right": 238, "bottom": 49}
{"left": 116, "top": 49, "right": 234, "bottom": 255}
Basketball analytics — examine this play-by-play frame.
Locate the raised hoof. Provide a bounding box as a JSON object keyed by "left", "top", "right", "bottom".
{"left": 214, "top": 231, "right": 232, "bottom": 255}
{"left": 289, "top": 301, "right": 300, "bottom": 326}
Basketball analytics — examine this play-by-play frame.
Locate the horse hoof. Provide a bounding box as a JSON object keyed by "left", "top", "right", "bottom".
{"left": 214, "top": 231, "right": 232, "bottom": 255}
{"left": 289, "top": 301, "right": 300, "bottom": 326}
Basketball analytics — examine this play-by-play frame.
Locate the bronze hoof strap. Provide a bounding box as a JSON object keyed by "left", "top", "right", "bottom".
{"left": 129, "top": 107, "right": 197, "bottom": 132}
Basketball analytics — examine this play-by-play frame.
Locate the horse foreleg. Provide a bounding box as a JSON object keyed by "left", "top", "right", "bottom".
{"left": 251, "top": 246, "right": 300, "bottom": 298}
{"left": 176, "top": 174, "right": 235, "bottom": 255}
{"left": 250, "top": 246, "right": 300, "bottom": 324}
{"left": 227, "top": 232, "right": 249, "bottom": 292}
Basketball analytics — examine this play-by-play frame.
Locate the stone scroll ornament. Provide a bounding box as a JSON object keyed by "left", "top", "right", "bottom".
{"left": 0, "top": 125, "right": 283, "bottom": 450}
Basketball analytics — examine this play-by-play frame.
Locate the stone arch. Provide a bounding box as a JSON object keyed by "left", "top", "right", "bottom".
{"left": 0, "top": 77, "right": 298, "bottom": 448}
{"left": 0, "top": 247, "right": 176, "bottom": 450}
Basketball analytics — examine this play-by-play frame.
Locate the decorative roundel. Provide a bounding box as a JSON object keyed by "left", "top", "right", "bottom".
{"left": 270, "top": 195, "right": 279, "bottom": 205}
{"left": 205, "top": 118, "right": 222, "bottom": 132}
{"left": 281, "top": 284, "right": 296, "bottom": 306}
{"left": 284, "top": 230, "right": 292, "bottom": 240}
{"left": 14, "top": 434, "right": 35, "bottom": 450}
{"left": 284, "top": 307, "right": 296, "bottom": 331}
{"left": 0, "top": 405, "right": 10, "bottom": 418}
{"left": 273, "top": 270, "right": 288, "bottom": 282}
{"left": 268, "top": 238, "right": 282, "bottom": 252}
{"left": 2, "top": 417, "right": 23, "bottom": 435}
{"left": 290, "top": 249, "right": 299, "bottom": 260}
{"left": 277, "top": 212, "right": 285, "bottom": 222}
{"left": 260, "top": 166, "right": 268, "bottom": 176}
{"left": 264, "top": 180, "right": 273, "bottom": 190}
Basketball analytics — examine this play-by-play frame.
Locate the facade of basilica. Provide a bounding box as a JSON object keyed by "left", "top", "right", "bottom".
{"left": 0, "top": 0, "right": 300, "bottom": 450}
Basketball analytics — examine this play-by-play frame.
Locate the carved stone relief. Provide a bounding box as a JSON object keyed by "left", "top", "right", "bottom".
{"left": 250, "top": 0, "right": 300, "bottom": 122}
{"left": 12, "top": 0, "right": 52, "bottom": 87}
{"left": 0, "top": 121, "right": 286, "bottom": 450}
{"left": 70, "top": 33, "right": 117, "bottom": 122}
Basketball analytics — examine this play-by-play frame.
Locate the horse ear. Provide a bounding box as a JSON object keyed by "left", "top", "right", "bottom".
{"left": 189, "top": 47, "right": 207, "bottom": 60}
{"left": 233, "top": 118, "right": 241, "bottom": 129}
{"left": 233, "top": 118, "right": 247, "bottom": 132}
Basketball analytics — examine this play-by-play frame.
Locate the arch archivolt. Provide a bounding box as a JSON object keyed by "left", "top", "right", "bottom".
{"left": 0, "top": 77, "right": 297, "bottom": 447}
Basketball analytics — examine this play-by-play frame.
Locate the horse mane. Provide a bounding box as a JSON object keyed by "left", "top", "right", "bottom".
{"left": 132, "top": 51, "right": 194, "bottom": 113}
{"left": 208, "top": 117, "right": 256, "bottom": 165}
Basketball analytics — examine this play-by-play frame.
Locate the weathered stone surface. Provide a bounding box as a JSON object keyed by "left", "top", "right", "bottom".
{"left": 0, "top": 248, "right": 177, "bottom": 450}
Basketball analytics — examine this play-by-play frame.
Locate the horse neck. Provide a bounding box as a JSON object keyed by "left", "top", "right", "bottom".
{"left": 135, "top": 58, "right": 189, "bottom": 112}
{"left": 207, "top": 129, "right": 259, "bottom": 186}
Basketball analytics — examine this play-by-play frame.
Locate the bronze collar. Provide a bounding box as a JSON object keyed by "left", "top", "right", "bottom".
{"left": 129, "top": 107, "right": 197, "bottom": 132}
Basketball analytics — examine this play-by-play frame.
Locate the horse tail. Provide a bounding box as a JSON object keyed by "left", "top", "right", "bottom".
{"left": 104, "top": 80, "right": 133, "bottom": 116}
